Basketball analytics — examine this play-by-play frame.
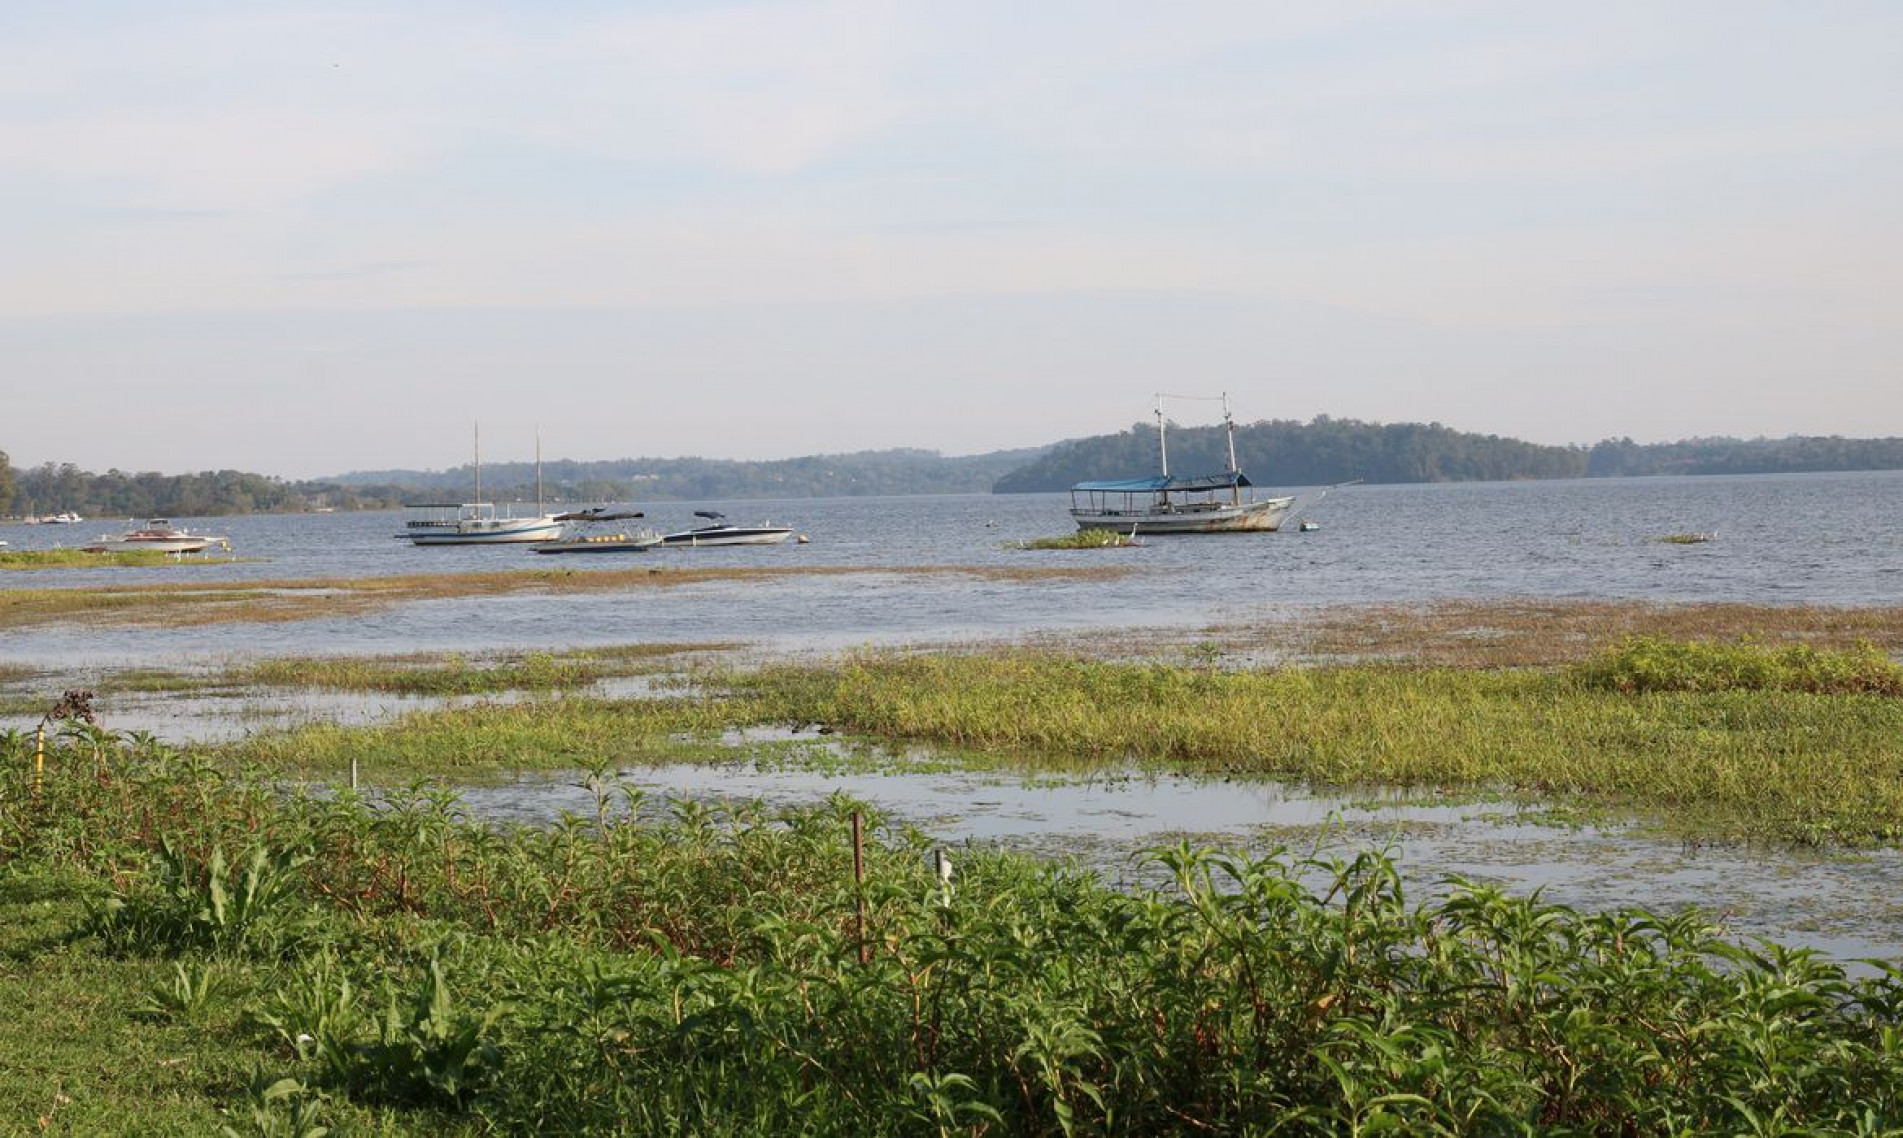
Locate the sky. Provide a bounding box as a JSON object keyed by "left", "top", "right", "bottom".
{"left": 2, "top": 2, "right": 1899, "bottom": 480}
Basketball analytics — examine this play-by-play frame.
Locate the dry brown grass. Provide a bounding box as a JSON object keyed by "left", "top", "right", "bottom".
{"left": 0, "top": 564, "right": 1132, "bottom": 631}
{"left": 1204, "top": 599, "right": 1903, "bottom": 668}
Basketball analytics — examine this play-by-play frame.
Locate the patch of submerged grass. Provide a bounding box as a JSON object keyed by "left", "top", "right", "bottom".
{"left": 238, "top": 643, "right": 737, "bottom": 696}
{"left": 1014, "top": 529, "right": 1139, "bottom": 549}
{"left": 0, "top": 564, "right": 1131, "bottom": 631}
{"left": 222, "top": 695, "right": 745, "bottom": 780}
{"left": 7, "top": 732, "right": 1903, "bottom": 1133}
{"left": 1202, "top": 598, "right": 1903, "bottom": 668}
{"left": 724, "top": 649, "right": 1903, "bottom": 846}
{"left": 0, "top": 548, "right": 232, "bottom": 570}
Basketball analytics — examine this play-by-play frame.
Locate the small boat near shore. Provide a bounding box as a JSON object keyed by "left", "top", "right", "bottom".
{"left": 1069, "top": 393, "right": 1293, "bottom": 535}
{"left": 659, "top": 511, "right": 800, "bottom": 547}
{"left": 531, "top": 509, "right": 661, "bottom": 554}
{"left": 81, "top": 519, "right": 228, "bottom": 554}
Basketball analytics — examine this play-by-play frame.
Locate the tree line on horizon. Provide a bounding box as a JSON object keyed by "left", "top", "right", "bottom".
{"left": 991, "top": 417, "right": 1903, "bottom": 491}
{"left": 5, "top": 425, "right": 1903, "bottom": 517}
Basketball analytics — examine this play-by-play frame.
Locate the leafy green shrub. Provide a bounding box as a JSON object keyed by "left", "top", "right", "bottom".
{"left": 97, "top": 838, "right": 313, "bottom": 956}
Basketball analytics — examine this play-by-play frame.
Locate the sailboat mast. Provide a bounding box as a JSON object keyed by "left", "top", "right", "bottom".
{"left": 1155, "top": 395, "right": 1170, "bottom": 478}
{"left": 473, "top": 422, "right": 482, "bottom": 503}
{"left": 535, "top": 429, "right": 544, "bottom": 514}
{"left": 1222, "top": 392, "right": 1241, "bottom": 505}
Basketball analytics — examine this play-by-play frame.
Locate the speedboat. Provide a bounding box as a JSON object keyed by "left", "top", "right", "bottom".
{"left": 658, "top": 511, "right": 799, "bottom": 547}
{"left": 1068, "top": 393, "right": 1293, "bottom": 535}
{"left": 531, "top": 509, "right": 662, "bottom": 554}
{"left": 81, "top": 519, "right": 228, "bottom": 554}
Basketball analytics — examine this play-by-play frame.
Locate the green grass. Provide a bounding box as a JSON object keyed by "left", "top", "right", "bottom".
{"left": 722, "top": 646, "right": 1903, "bottom": 845}
{"left": 235, "top": 645, "right": 728, "bottom": 697}
{"left": 0, "top": 548, "right": 233, "bottom": 569}
{"left": 221, "top": 695, "right": 744, "bottom": 780}
{"left": 1575, "top": 635, "right": 1903, "bottom": 695}
{"left": 5, "top": 731, "right": 1903, "bottom": 1134}
{"left": 186, "top": 636, "right": 1903, "bottom": 846}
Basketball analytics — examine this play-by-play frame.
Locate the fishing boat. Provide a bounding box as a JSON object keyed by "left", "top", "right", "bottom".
{"left": 1068, "top": 393, "right": 1293, "bottom": 535}
{"left": 531, "top": 509, "right": 662, "bottom": 554}
{"left": 402, "top": 427, "right": 564, "bottom": 546}
{"left": 658, "top": 511, "right": 799, "bottom": 547}
{"left": 81, "top": 519, "right": 228, "bottom": 553}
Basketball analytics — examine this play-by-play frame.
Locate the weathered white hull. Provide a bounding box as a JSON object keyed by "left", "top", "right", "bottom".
{"left": 408, "top": 517, "right": 565, "bottom": 545}
{"left": 1071, "top": 495, "right": 1294, "bottom": 534}
{"left": 81, "top": 536, "right": 216, "bottom": 553}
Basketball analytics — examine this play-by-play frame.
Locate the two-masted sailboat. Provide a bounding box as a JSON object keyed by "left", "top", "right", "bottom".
{"left": 401, "top": 426, "right": 565, "bottom": 545}
{"left": 1067, "top": 393, "right": 1294, "bottom": 534}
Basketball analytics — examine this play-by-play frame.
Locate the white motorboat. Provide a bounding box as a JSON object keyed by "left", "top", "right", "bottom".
{"left": 81, "top": 519, "right": 228, "bottom": 554}
{"left": 1069, "top": 393, "right": 1294, "bottom": 534}
{"left": 658, "top": 511, "right": 799, "bottom": 547}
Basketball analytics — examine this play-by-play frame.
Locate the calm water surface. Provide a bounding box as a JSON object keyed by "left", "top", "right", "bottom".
{"left": 8, "top": 470, "right": 1901, "bottom": 666}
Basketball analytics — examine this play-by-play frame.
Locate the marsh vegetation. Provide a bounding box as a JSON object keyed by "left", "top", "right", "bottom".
{"left": 4, "top": 730, "right": 1903, "bottom": 1134}
{"left": 8, "top": 597, "right": 1903, "bottom": 1130}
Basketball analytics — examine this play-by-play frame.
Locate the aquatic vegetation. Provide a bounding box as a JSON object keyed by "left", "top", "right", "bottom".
{"left": 725, "top": 650, "right": 1903, "bottom": 844}
{"left": 0, "top": 548, "right": 232, "bottom": 570}
{"left": 1014, "top": 529, "right": 1139, "bottom": 549}
{"left": 237, "top": 645, "right": 728, "bottom": 696}
{"left": 1655, "top": 532, "right": 1715, "bottom": 544}
{"left": 1200, "top": 598, "right": 1903, "bottom": 669}
{"left": 2, "top": 730, "right": 1902, "bottom": 1132}
{"left": 0, "top": 563, "right": 1130, "bottom": 630}
{"left": 1576, "top": 636, "right": 1903, "bottom": 696}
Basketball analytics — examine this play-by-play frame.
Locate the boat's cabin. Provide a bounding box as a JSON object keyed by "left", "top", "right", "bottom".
{"left": 1068, "top": 472, "right": 1251, "bottom": 517}
{"left": 404, "top": 502, "right": 501, "bottom": 528}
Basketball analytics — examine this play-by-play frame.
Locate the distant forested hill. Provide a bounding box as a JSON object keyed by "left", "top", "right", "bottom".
{"left": 991, "top": 417, "right": 1588, "bottom": 491}
{"left": 0, "top": 457, "right": 407, "bottom": 518}
{"left": 329, "top": 447, "right": 1044, "bottom": 503}
{"left": 7, "top": 428, "right": 1901, "bottom": 518}
{"left": 1587, "top": 435, "right": 1903, "bottom": 477}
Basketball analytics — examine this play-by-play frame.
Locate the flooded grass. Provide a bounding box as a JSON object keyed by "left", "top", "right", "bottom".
{"left": 1200, "top": 598, "right": 1903, "bottom": 668}
{"left": 236, "top": 643, "right": 733, "bottom": 696}
{"left": 1012, "top": 529, "right": 1139, "bottom": 549}
{"left": 0, "top": 548, "right": 241, "bottom": 570}
{"left": 726, "top": 647, "right": 1903, "bottom": 847}
{"left": 0, "top": 563, "right": 1132, "bottom": 630}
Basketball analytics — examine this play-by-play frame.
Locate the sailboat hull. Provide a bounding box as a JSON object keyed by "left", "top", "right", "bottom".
{"left": 1072, "top": 496, "right": 1294, "bottom": 534}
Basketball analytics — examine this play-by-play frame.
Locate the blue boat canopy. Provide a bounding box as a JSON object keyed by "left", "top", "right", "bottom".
{"left": 1070, "top": 471, "right": 1252, "bottom": 493}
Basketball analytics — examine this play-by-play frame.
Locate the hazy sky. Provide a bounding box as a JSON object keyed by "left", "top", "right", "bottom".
{"left": 4, "top": 2, "right": 1899, "bottom": 479}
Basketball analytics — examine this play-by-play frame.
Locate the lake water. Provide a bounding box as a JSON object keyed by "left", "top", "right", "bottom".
{"left": 8, "top": 469, "right": 1902, "bottom": 666}
{"left": 7, "top": 471, "right": 1903, "bottom": 961}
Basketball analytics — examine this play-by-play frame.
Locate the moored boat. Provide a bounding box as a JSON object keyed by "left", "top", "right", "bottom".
{"left": 81, "top": 519, "right": 228, "bottom": 553}
{"left": 658, "top": 511, "right": 799, "bottom": 547}
{"left": 1069, "top": 393, "right": 1293, "bottom": 534}
{"left": 404, "top": 503, "right": 566, "bottom": 545}
{"left": 531, "top": 509, "right": 661, "bottom": 554}
{"left": 401, "top": 426, "right": 563, "bottom": 545}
